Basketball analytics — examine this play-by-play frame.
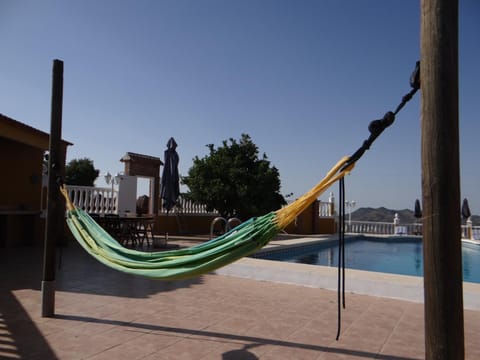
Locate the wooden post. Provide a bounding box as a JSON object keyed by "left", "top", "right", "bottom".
{"left": 421, "top": 1, "right": 464, "bottom": 358}
{"left": 42, "top": 59, "right": 64, "bottom": 317}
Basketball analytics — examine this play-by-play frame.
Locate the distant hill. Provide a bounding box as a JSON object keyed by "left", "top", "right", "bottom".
{"left": 350, "top": 207, "right": 480, "bottom": 226}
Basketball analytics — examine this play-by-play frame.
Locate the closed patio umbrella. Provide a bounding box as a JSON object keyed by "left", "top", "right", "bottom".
{"left": 414, "top": 199, "right": 422, "bottom": 219}
{"left": 461, "top": 198, "right": 471, "bottom": 221}
{"left": 161, "top": 137, "right": 180, "bottom": 213}
{"left": 413, "top": 199, "right": 422, "bottom": 235}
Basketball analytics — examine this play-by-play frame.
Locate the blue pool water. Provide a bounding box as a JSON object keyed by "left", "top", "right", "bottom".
{"left": 255, "top": 237, "right": 480, "bottom": 283}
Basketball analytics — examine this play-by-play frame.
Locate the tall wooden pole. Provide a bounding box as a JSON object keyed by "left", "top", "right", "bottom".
{"left": 42, "top": 59, "right": 64, "bottom": 317}
{"left": 421, "top": 1, "right": 464, "bottom": 358}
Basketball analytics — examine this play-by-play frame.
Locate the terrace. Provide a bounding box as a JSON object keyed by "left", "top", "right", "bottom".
{"left": 2, "top": 237, "right": 479, "bottom": 359}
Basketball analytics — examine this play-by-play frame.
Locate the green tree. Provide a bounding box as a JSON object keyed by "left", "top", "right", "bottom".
{"left": 182, "top": 134, "right": 286, "bottom": 219}
{"left": 65, "top": 158, "right": 99, "bottom": 186}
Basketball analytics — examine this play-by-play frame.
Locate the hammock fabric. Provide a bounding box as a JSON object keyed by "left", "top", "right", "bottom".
{"left": 61, "top": 156, "right": 354, "bottom": 280}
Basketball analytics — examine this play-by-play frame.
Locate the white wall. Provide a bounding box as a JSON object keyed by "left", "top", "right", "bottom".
{"left": 117, "top": 174, "right": 137, "bottom": 215}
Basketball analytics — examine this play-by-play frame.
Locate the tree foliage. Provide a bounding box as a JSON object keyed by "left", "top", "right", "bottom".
{"left": 182, "top": 134, "right": 286, "bottom": 219}
{"left": 65, "top": 158, "right": 99, "bottom": 186}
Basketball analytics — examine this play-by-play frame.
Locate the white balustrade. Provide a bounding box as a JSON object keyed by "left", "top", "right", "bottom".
{"left": 462, "top": 224, "right": 480, "bottom": 240}
{"left": 345, "top": 221, "right": 423, "bottom": 235}
{"left": 65, "top": 185, "right": 117, "bottom": 214}
{"left": 344, "top": 221, "right": 480, "bottom": 237}
{"left": 160, "top": 195, "right": 219, "bottom": 215}
{"left": 473, "top": 226, "right": 480, "bottom": 240}
{"left": 318, "top": 201, "right": 334, "bottom": 217}
{"left": 65, "top": 185, "right": 217, "bottom": 215}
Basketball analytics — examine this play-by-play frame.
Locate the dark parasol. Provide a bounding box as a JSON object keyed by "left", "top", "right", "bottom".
{"left": 461, "top": 198, "right": 471, "bottom": 220}
{"left": 414, "top": 199, "right": 422, "bottom": 219}
{"left": 161, "top": 137, "right": 180, "bottom": 213}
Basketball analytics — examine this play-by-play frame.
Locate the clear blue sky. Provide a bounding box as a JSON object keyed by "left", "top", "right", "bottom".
{"left": 1, "top": 0, "right": 479, "bottom": 215}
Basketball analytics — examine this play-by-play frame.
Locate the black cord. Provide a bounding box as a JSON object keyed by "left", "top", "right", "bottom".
{"left": 336, "top": 177, "right": 346, "bottom": 340}
{"left": 341, "top": 61, "right": 420, "bottom": 172}
{"left": 334, "top": 61, "right": 420, "bottom": 341}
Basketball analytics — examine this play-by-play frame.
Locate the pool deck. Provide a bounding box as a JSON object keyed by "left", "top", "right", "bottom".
{"left": 227, "top": 234, "right": 480, "bottom": 310}
{"left": 1, "top": 236, "right": 480, "bottom": 359}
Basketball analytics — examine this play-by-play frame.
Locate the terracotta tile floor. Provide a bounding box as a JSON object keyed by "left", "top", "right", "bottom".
{"left": 1, "top": 241, "right": 479, "bottom": 359}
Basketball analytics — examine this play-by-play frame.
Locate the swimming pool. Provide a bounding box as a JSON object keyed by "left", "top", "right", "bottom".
{"left": 253, "top": 236, "right": 480, "bottom": 284}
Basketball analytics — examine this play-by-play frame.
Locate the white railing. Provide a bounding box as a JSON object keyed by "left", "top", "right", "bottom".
{"left": 346, "top": 220, "right": 479, "bottom": 239}
{"left": 169, "top": 198, "right": 331, "bottom": 217}
{"left": 319, "top": 201, "right": 334, "bottom": 217}
{"left": 345, "top": 220, "right": 423, "bottom": 236}
{"left": 347, "top": 221, "right": 393, "bottom": 235}
{"left": 159, "top": 195, "right": 219, "bottom": 215}
{"left": 462, "top": 224, "right": 480, "bottom": 240}
{"left": 66, "top": 185, "right": 117, "bottom": 214}
{"left": 66, "top": 185, "right": 217, "bottom": 215}
{"left": 474, "top": 226, "right": 480, "bottom": 240}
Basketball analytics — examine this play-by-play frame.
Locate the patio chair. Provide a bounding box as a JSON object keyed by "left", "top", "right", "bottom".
{"left": 135, "top": 217, "right": 156, "bottom": 247}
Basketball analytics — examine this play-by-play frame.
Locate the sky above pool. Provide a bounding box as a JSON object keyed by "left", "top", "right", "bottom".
{"left": 1, "top": 0, "right": 479, "bottom": 214}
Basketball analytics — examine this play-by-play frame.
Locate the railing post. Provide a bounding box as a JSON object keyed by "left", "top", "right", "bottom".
{"left": 393, "top": 213, "right": 400, "bottom": 235}
{"left": 328, "top": 192, "right": 335, "bottom": 217}
{"left": 466, "top": 218, "right": 473, "bottom": 240}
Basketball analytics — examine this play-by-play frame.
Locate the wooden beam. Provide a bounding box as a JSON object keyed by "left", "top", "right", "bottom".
{"left": 420, "top": 1, "right": 464, "bottom": 358}
{"left": 42, "top": 59, "right": 64, "bottom": 317}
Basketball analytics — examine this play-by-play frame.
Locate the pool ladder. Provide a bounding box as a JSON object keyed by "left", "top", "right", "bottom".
{"left": 210, "top": 217, "right": 242, "bottom": 239}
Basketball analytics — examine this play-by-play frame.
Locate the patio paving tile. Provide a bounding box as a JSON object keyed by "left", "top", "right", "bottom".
{"left": 1, "top": 241, "right": 479, "bottom": 359}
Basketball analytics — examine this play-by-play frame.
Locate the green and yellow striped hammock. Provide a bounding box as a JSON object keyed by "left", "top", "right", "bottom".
{"left": 61, "top": 156, "right": 353, "bottom": 280}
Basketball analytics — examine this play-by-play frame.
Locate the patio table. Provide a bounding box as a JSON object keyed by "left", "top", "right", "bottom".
{"left": 100, "top": 215, "right": 155, "bottom": 247}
